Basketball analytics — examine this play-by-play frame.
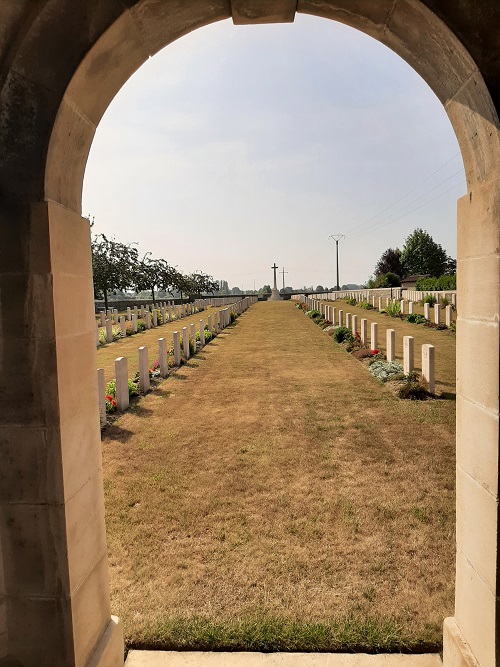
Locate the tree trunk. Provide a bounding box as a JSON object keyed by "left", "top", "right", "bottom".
{"left": 104, "top": 288, "right": 108, "bottom": 311}
{"left": 151, "top": 286, "right": 156, "bottom": 305}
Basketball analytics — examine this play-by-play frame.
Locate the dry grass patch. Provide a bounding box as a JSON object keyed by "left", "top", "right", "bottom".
{"left": 103, "top": 302, "right": 455, "bottom": 652}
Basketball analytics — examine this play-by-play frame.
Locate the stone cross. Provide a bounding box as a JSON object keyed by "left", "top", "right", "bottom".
{"left": 271, "top": 263, "right": 278, "bottom": 290}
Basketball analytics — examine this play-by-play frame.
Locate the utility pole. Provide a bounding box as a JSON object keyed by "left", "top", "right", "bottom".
{"left": 329, "top": 234, "right": 345, "bottom": 291}
{"left": 280, "top": 267, "right": 288, "bottom": 290}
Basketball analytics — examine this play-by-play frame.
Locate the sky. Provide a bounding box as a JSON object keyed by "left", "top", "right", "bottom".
{"left": 82, "top": 13, "right": 465, "bottom": 291}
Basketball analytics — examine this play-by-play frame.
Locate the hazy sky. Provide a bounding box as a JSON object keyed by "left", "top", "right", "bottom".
{"left": 82, "top": 13, "right": 465, "bottom": 290}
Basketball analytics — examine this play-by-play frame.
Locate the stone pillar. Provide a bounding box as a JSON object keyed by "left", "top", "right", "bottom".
{"left": 332, "top": 307, "right": 337, "bottom": 325}
{"left": 422, "top": 344, "right": 435, "bottom": 395}
{"left": 182, "top": 326, "right": 190, "bottom": 359}
{"left": 386, "top": 297, "right": 390, "bottom": 307}
{"left": 97, "top": 368, "right": 106, "bottom": 428}
{"left": 119, "top": 316, "right": 126, "bottom": 338}
{"left": 199, "top": 319, "right": 205, "bottom": 348}
{"left": 403, "top": 336, "right": 414, "bottom": 374}
{"left": 132, "top": 314, "right": 138, "bottom": 333}
{"left": 161, "top": 306, "right": 166, "bottom": 323}
{"left": 152, "top": 309, "right": 157, "bottom": 327}
{"left": 445, "top": 305, "right": 453, "bottom": 327}
{"left": 351, "top": 314, "right": 358, "bottom": 336}
{"left": 173, "top": 331, "right": 181, "bottom": 367}
{"left": 360, "top": 318, "right": 367, "bottom": 345}
{"left": 400, "top": 299, "right": 405, "bottom": 315}
{"left": 100, "top": 312, "right": 106, "bottom": 326}
{"left": 451, "top": 293, "right": 456, "bottom": 307}
{"left": 408, "top": 301, "right": 414, "bottom": 315}
{"left": 378, "top": 297, "right": 383, "bottom": 311}
{"left": 424, "top": 303, "right": 430, "bottom": 320}
{"left": 370, "top": 322, "right": 378, "bottom": 350}
{"left": 113, "top": 308, "right": 118, "bottom": 323}
{"left": 0, "top": 203, "right": 122, "bottom": 665}
{"left": 134, "top": 305, "right": 138, "bottom": 318}
{"left": 434, "top": 303, "right": 441, "bottom": 325}
{"left": 386, "top": 329, "right": 395, "bottom": 362}
{"left": 338, "top": 310, "right": 343, "bottom": 327}
{"left": 138, "top": 346, "right": 150, "bottom": 393}
{"left": 115, "top": 356, "right": 129, "bottom": 411}
{"left": 141, "top": 305, "right": 146, "bottom": 319}
{"left": 158, "top": 338, "right": 168, "bottom": 378}
{"left": 146, "top": 312, "right": 151, "bottom": 330}
{"left": 127, "top": 306, "right": 132, "bottom": 321}
{"left": 105, "top": 319, "right": 113, "bottom": 343}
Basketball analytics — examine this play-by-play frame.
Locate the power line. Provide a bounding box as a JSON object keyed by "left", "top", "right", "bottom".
{"left": 349, "top": 179, "right": 466, "bottom": 241}
{"left": 347, "top": 168, "right": 465, "bottom": 239}
{"left": 346, "top": 152, "right": 462, "bottom": 236}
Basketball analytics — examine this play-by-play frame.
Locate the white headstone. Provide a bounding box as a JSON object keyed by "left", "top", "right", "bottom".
{"left": 199, "top": 319, "right": 205, "bottom": 348}
{"left": 445, "top": 305, "right": 452, "bottom": 327}
{"left": 97, "top": 368, "right": 106, "bottom": 427}
{"left": 173, "top": 331, "right": 181, "bottom": 366}
{"left": 182, "top": 326, "right": 190, "bottom": 359}
{"left": 138, "top": 346, "right": 150, "bottom": 393}
{"left": 370, "top": 322, "right": 378, "bottom": 350}
{"left": 422, "top": 344, "right": 435, "bottom": 394}
{"left": 119, "top": 316, "right": 126, "bottom": 337}
{"left": 386, "top": 329, "right": 395, "bottom": 362}
{"left": 403, "top": 336, "right": 414, "bottom": 374}
{"left": 360, "top": 318, "right": 367, "bottom": 345}
{"left": 434, "top": 303, "right": 441, "bottom": 325}
{"left": 158, "top": 338, "right": 168, "bottom": 378}
{"left": 105, "top": 319, "right": 113, "bottom": 344}
{"left": 115, "top": 356, "right": 129, "bottom": 411}
{"left": 424, "top": 303, "right": 430, "bottom": 320}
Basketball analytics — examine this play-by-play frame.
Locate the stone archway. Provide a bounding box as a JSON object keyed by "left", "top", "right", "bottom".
{"left": 0, "top": 2, "right": 498, "bottom": 666}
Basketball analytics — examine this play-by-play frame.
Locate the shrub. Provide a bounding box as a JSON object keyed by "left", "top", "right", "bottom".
{"left": 352, "top": 348, "right": 378, "bottom": 360}
{"left": 306, "top": 309, "right": 321, "bottom": 319}
{"left": 112, "top": 326, "right": 121, "bottom": 341}
{"left": 137, "top": 319, "right": 146, "bottom": 332}
{"left": 333, "top": 326, "right": 354, "bottom": 344}
{"left": 125, "top": 321, "right": 134, "bottom": 336}
{"left": 230, "top": 311, "right": 236, "bottom": 323}
{"left": 359, "top": 301, "right": 374, "bottom": 310}
{"left": 189, "top": 338, "right": 196, "bottom": 355}
{"left": 128, "top": 379, "right": 139, "bottom": 397}
{"left": 423, "top": 294, "right": 437, "bottom": 306}
{"left": 345, "top": 298, "right": 357, "bottom": 306}
{"left": 204, "top": 328, "right": 213, "bottom": 343}
{"left": 415, "top": 274, "right": 456, "bottom": 291}
{"left": 369, "top": 360, "right": 405, "bottom": 382}
{"left": 98, "top": 329, "right": 107, "bottom": 345}
{"left": 106, "top": 379, "right": 116, "bottom": 397}
{"left": 406, "top": 313, "right": 426, "bottom": 324}
{"left": 397, "top": 373, "right": 429, "bottom": 400}
{"left": 385, "top": 301, "right": 401, "bottom": 317}
{"left": 441, "top": 296, "right": 450, "bottom": 307}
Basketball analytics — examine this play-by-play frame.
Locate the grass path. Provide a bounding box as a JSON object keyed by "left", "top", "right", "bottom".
{"left": 102, "top": 301, "right": 455, "bottom": 652}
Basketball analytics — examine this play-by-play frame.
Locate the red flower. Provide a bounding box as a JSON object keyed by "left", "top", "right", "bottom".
{"left": 372, "top": 349, "right": 379, "bottom": 355}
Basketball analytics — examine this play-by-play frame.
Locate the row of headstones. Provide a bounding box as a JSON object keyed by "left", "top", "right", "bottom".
{"left": 96, "top": 299, "right": 221, "bottom": 347}
{"left": 305, "top": 295, "right": 454, "bottom": 327}
{"left": 304, "top": 289, "right": 457, "bottom": 308}
{"left": 302, "top": 298, "right": 436, "bottom": 394}
{"left": 202, "top": 297, "right": 244, "bottom": 306}
{"left": 97, "top": 298, "right": 255, "bottom": 427}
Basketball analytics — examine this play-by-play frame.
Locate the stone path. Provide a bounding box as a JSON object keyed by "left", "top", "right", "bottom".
{"left": 125, "top": 650, "right": 442, "bottom": 666}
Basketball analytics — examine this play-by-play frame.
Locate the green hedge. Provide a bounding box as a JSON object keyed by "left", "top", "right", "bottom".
{"left": 415, "top": 275, "right": 456, "bottom": 291}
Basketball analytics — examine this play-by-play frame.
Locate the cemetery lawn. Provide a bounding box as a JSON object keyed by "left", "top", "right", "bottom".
{"left": 102, "top": 301, "right": 455, "bottom": 653}
{"left": 96, "top": 305, "right": 226, "bottom": 385}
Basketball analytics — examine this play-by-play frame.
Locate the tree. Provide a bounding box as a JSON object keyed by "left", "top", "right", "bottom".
{"left": 400, "top": 228, "right": 448, "bottom": 277}
{"left": 374, "top": 272, "right": 401, "bottom": 287}
{"left": 315, "top": 285, "right": 325, "bottom": 292}
{"left": 260, "top": 284, "right": 271, "bottom": 293}
{"left": 91, "top": 233, "right": 138, "bottom": 310}
{"left": 374, "top": 247, "right": 403, "bottom": 278}
{"left": 133, "top": 253, "right": 175, "bottom": 305}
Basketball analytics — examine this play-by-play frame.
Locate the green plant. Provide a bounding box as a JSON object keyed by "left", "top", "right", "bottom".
{"left": 189, "top": 338, "right": 196, "bottom": 355}
{"left": 230, "top": 311, "right": 236, "bottom": 323}
{"left": 333, "top": 326, "right": 354, "bottom": 344}
{"left": 204, "top": 328, "right": 213, "bottom": 343}
{"left": 98, "top": 329, "right": 107, "bottom": 345}
{"left": 137, "top": 318, "right": 146, "bottom": 332}
{"left": 415, "top": 274, "right": 456, "bottom": 291}
{"left": 369, "top": 360, "right": 404, "bottom": 382}
{"left": 359, "top": 301, "right": 374, "bottom": 310}
{"left": 306, "top": 309, "right": 321, "bottom": 319}
{"left": 345, "top": 298, "right": 357, "bottom": 306}
{"left": 112, "top": 326, "right": 122, "bottom": 341}
{"left": 406, "top": 313, "right": 426, "bottom": 324}
{"left": 423, "top": 294, "right": 437, "bottom": 306}
{"left": 105, "top": 394, "right": 117, "bottom": 413}
{"left": 385, "top": 301, "right": 401, "bottom": 317}
{"left": 106, "top": 379, "right": 116, "bottom": 397}
{"left": 128, "top": 379, "right": 139, "bottom": 397}
{"left": 441, "top": 296, "right": 450, "bottom": 307}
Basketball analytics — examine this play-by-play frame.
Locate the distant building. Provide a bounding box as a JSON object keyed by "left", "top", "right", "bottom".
{"left": 401, "top": 274, "right": 430, "bottom": 290}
